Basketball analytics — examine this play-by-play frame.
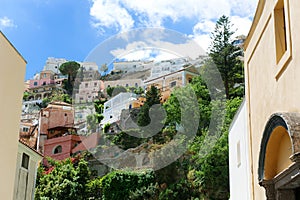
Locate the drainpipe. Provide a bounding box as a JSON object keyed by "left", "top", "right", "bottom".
{"left": 36, "top": 110, "right": 42, "bottom": 152}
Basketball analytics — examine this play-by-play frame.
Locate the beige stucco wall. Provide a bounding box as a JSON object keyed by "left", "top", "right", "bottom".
{"left": 0, "top": 31, "right": 26, "bottom": 199}
{"left": 244, "top": 0, "right": 300, "bottom": 199}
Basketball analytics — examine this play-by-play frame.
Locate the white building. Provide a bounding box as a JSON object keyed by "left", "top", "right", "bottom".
{"left": 113, "top": 60, "right": 153, "bottom": 73}
{"left": 43, "top": 57, "right": 67, "bottom": 74}
{"left": 81, "top": 62, "right": 98, "bottom": 71}
{"left": 22, "top": 100, "right": 42, "bottom": 115}
{"left": 150, "top": 57, "right": 191, "bottom": 79}
{"left": 43, "top": 57, "right": 98, "bottom": 74}
{"left": 228, "top": 100, "right": 252, "bottom": 200}
{"left": 101, "top": 92, "right": 138, "bottom": 125}
{"left": 13, "top": 140, "right": 43, "bottom": 200}
{"left": 104, "top": 79, "right": 143, "bottom": 90}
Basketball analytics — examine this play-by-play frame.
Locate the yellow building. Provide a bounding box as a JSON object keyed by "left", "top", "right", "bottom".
{"left": 0, "top": 31, "right": 27, "bottom": 199}
{"left": 144, "top": 66, "right": 198, "bottom": 102}
{"left": 244, "top": 0, "right": 300, "bottom": 199}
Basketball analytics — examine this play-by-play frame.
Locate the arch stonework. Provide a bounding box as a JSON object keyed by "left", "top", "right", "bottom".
{"left": 258, "top": 113, "right": 300, "bottom": 200}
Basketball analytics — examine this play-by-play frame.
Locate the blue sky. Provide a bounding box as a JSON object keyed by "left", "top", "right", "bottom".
{"left": 0, "top": 0, "right": 258, "bottom": 80}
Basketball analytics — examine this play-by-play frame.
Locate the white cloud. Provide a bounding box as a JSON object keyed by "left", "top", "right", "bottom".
{"left": 89, "top": 0, "right": 258, "bottom": 33}
{"left": 190, "top": 34, "right": 211, "bottom": 53}
{"left": 90, "top": 0, "right": 134, "bottom": 33}
{"left": 231, "top": 15, "right": 253, "bottom": 37}
{"left": 110, "top": 38, "right": 205, "bottom": 61}
{"left": 0, "top": 16, "right": 17, "bottom": 29}
{"left": 193, "top": 20, "right": 215, "bottom": 34}
{"left": 90, "top": 0, "right": 258, "bottom": 57}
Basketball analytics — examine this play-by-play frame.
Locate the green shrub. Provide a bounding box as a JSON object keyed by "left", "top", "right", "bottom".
{"left": 100, "top": 169, "right": 155, "bottom": 200}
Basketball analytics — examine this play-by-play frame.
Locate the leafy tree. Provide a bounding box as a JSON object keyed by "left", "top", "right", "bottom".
{"left": 134, "top": 86, "right": 145, "bottom": 95}
{"left": 39, "top": 89, "right": 71, "bottom": 108}
{"left": 106, "top": 86, "right": 127, "bottom": 97}
{"left": 189, "top": 97, "right": 243, "bottom": 199}
{"left": 87, "top": 114, "right": 103, "bottom": 133}
{"left": 110, "top": 130, "right": 147, "bottom": 150}
{"left": 209, "top": 15, "right": 244, "bottom": 99}
{"left": 103, "top": 123, "right": 111, "bottom": 133}
{"left": 59, "top": 61, "right": 80, "bottom": 95}
{"left": 129, "top": 183, "right": 160, "bottom": 200}
{"left": 23, "top": 91, "right": 33, "bottom": 101}
{"left": 35, "top": 158, "right": 95, "bottom": 200}
{"left": 164, "top": 76, "right": 211, "bottom": 134}
{"left": 94, "top": 98, "right": 106, "bottom": 111}
{"left": 100, "top": 170, "right": 155, "bottom": 200}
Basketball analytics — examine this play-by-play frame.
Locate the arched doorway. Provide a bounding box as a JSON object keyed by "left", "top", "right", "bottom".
{"left": 258, "top": 113, "right": 300, "bottom": 200}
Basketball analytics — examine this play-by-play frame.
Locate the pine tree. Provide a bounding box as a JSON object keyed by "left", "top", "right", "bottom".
{"left": 209, "top": 15, "right": 244, "bottom": 99}
{"left": 137, "top": 85, "right": 161, "bottom": 126}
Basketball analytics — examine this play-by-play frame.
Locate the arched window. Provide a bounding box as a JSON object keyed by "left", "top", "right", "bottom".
{"left": 53, "top": 145, "right": 62, "bottom": 154}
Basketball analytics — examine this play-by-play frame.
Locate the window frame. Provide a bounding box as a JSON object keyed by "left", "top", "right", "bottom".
{"left": 53, "top": 145, "right": 62, "bottom": 154}
{"left": 273, "top": 0, "right": 292, "bottom": 79}
{"left": 21, "top": 153, "right": 29, "bottom": 170}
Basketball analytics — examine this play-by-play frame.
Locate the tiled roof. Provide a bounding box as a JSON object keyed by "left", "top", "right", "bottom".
{"left": 19, "top": 139, "right": 43, "bottom": 157}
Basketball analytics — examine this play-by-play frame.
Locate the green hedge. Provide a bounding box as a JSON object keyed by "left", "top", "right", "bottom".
{"left": 100, "top": 169, "right": 155, "bottom": 200}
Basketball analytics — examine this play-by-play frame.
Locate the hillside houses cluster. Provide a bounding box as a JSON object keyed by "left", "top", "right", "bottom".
{"left": 20, "top": 56, "right": 203, "bottom": 164}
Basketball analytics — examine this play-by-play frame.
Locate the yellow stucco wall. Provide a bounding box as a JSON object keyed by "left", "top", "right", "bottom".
{"left": 244, "top": 0, "right": 300, "bottom": 199}
{"left": 0, "top": 32, "right": 26, "bottom": 199}
{"left": 264, "top": 126, "right": 292, "bottom": 180}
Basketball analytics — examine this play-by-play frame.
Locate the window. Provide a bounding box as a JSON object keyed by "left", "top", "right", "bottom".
{"left": 170, "top": 81, "right": 176, "bottom": 88}
{"left": 135, "top": 83, "right": 138, "bottom": 87}
{"left": 34, "top": 82, "right": 38, "bottom": 86}
{"left": 21, "top": 153, "right": 29, "bottom": 169}
{"left": 94, "top": 82, "right": 97, "bottom": 86}
{"left": 22, "top": 127, "right": 29, "bottom": 132}
{"left": 126, "top": 84, "right": 129, "bottom": 87}
{"left": 237, "top": 141, "right": 241, "bottom": 167}
{"left": 53, "top": 145, "right": 62, "bottom": 154}
{"left": 43, "top": 74, "right": 47, "bottom": 78}
{"left": 85, "top": 83, "right": 88, "bottom": 88}
{"left": 274, "top": 0, "right": 287, "bottom": 63}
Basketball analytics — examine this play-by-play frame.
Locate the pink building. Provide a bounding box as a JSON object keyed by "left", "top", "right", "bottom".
{"left": 43, "top": 134, "right": 84, "bottom": 161}
{"left": 29, "top": 79, "right": 55, "bottom": 88}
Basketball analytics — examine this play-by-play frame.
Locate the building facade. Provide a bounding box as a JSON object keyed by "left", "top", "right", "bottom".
{"left": 13, "top": 140, "right": 43, "bottom": 200}
{"left": 43, "top": 134, "right": 83, "bottom": 161}
{"left": 229, "top": 100, "right": 252, "bottom": 200}
{"left": 38, "top": 102, "right": 75, "bottom": 153}
{"left": 104, "top": 79, "right": 143, "bottom": 90}
{"left": 113, "top": 60, "right": 153, "bottom": 73}
{"left": 75, "top": 80, "right": 105, "bottom": 103}
{"left": 101, "top": 93, "right": 141, "bottom": 125}
{"left": 0, "top": 31, "right": 27, "bottom": 199}
{"left": 244, "top": 0, "right": 300, "bottom": 199}
{"left": 144, "top": 66, "right": 198, "bottom": 102}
